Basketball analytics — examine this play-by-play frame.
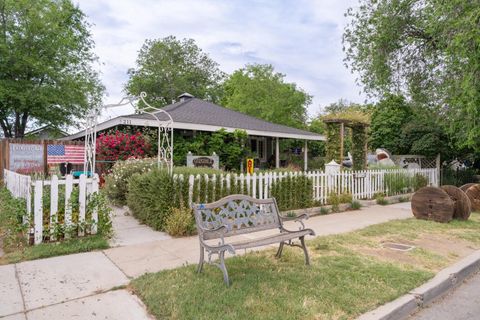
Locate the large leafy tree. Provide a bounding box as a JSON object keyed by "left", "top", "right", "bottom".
{"left": 343, "top": 0, "right": 480, "bottom": 151}
{"left": 221, "top": 64, "right": 311, "bottom": 128}
{"left": 369, "top": 95, "right": 412, "bottom": 154}
{"left": 0, "top": 0, "right": 103, "bottom": 138}
{"left": 126, "top": 36, "right": 225, "bottom": 107}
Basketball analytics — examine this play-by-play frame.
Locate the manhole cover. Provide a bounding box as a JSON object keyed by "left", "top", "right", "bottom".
{"left": 382, "top": 242, "right": 415, "bottom": 252}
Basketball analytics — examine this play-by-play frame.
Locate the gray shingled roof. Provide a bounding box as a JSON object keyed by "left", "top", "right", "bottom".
{"left": 124, "top": 97, "right": 322, "bottom": 138}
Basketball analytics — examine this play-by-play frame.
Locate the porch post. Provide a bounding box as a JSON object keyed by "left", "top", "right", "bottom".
{"left": 304, "top": 140, "right": 308, "bottom": 171}
{"left": 275, "top": 137, "right": 280, "bottom": 168}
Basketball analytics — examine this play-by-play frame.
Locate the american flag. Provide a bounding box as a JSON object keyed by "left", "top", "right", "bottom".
{"left": 47, "top": 145, "right": 85, "bottom": 164}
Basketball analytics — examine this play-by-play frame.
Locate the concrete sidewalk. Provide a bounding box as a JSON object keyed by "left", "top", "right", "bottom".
{"left": 0, "top": 202, "right": 412, "bottom": 320}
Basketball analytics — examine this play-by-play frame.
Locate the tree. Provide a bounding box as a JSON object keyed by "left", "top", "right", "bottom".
{"left": 126, "top": 36, "right": 225, "bottom": 107}
{"left": 343, "top": 0, "right": 480, "bottom": 151}
{"left": 0, "top": 0, "right": 103, "bottom": 138}
{"left": 370, "top": 95, "right": 412, "bottom": 154}
{"left": 221, "top": 64, "right": 311, "bottom": 129}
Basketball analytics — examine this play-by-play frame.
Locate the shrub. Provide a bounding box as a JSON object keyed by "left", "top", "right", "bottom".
{"left": 173, "top": 166, "right": 224, "bottom": 176}
{"left": 384, "top": 172, "right": 410, "bottom": 195}
{"left": 270, "top": 175, "right": 313, "bottom": 211}
{"left": 285, "top": 211, "right": 297, "bottom": 218}
{"left": 104, "top": 158, "right": 157, "bottom": 205}
{"left": 376, "top": 197, "right": 389, "bottom": 205}
{"left": 96, "top": 131, "right": 152, "bottom": 162}
{"left": 88, "top": 192, "right": 113, "bottom": 238}
{"left": 339, "top": 193, "right": 353, "bottom": 203}
{"left": 320, "top": 207, "right": 330, "bottom": 215}
{"left": 327, "top": 193, "right": 339, "bottom": 205}
{"left": 0, "top": 188, "right": 28, "bottom": 252}
{"left": 164, "top": 207, "right": 196, "bottom": 237}
{"left": 327, "top": 192, "right": 352, "bottom": 206}
{"left": 350, "top": 200, "right": 362, "bottom": 210}
{"left": 441, "top": 167, "right": 477, "bottom": 186}
{"left": 413, "top": 174, "right": 428, "bottom": 191}
{"left": 398, "top": 196, "right": 410, "bottom": 203}
{"left": 127, "top": 168, "right": 175, "bottom": 230}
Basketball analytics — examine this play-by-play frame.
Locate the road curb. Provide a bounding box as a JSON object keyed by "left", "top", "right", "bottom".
{"left": 357, "top": 250, "right": 480, "bottom": 320}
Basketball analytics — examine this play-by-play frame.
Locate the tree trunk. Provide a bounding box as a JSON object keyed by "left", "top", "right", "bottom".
{"left": 0, "top": 118, "right": 12, "bottom": 138}
{"left": 12, "top": 111, "right": 28, "bottom": 138}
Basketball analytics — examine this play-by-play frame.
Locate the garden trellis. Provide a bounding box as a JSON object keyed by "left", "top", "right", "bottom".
{"left": 83, "top": 91, "right": 173, "bottom": 175}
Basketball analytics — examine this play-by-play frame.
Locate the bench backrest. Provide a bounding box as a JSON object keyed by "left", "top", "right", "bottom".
{"left": 193, "top": 194, "right": 282, "bottom": 240}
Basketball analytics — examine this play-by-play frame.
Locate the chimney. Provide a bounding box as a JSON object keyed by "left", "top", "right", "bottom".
{"left": 178, "top": 92, "right": 194, "bottom": 102}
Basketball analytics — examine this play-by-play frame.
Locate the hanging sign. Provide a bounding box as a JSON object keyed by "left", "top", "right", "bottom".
{"left": 246, "top": 158, "right": 254, "bottom": 174}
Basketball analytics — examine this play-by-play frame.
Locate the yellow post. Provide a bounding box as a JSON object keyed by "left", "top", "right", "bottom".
{"left": 246, "top": 158, "right": 254, "bottom": 174}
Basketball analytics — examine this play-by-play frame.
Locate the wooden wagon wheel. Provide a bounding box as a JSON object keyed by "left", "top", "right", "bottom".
{"left": 441, "top": 185, "right": 471, "bottom": 220}
{"left": 465, "top": 184, "right": 480, "bottom": 212}
{"left": 460, "top": 183, "right": 476, "bottom": 192}
{"left": 411, "top": 187, "right": 454, "bottom": 223}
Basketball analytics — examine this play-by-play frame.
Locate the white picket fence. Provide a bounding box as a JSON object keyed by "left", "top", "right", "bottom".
{"left": 3, "top": 169, "right": 100, "bottom": 245}
{"left": 4, "top": 167, "right": 438, "bottom": 245}
{"left": 175, "top": 168, "right": 439, "bottom": 204}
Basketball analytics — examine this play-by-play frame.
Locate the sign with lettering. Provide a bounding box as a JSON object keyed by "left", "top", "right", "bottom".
{"left": 187, "top": 153, "right": 219, "bottom": 169}
{"left": 9, "top": 143, "right": 44, "bottom": 174}
{"left": 246, "top": 158, "right": 254, "bottom": 174}
{"left": 193, "top": 157, "right": 215, "bottom": 168}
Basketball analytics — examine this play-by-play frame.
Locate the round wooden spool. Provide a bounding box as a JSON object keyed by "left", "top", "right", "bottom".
{"left": 460, "top": 183, "right": 476, "bottom": 192}
{"left": 411, "top": 187, "right": 454, "bottom": 223}
{"left": 465, "top": 184, "right": 480, "bottom": 212}
{"left": 441, "top": 185, "right": 471, "bottom": 220}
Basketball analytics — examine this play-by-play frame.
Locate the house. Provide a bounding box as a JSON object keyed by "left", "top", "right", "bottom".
{"left": 25, "top": 125, "right": 69, "bottom": 140}
{"left": 65, "top": 93, "right": 325, "bottom": 170}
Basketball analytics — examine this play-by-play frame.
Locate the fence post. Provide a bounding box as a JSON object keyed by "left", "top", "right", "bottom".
{"left": 258, "top": 173, "right": 263, "bottom": 199}
{"left": 188, "top": 175, "right": 194, "bottom": 205}
{"left": 64, "top": 175, "right": 73, "bottom": 237}
{"left": 33, "top": 180, "right": 43, "bottom": 245}
{"left": 78, "top": 174, "right": 87, "bottom": 237}
{"left": 50, "top": 175, "right": 59, "bottom": 240}
{"left": 252, "top": 173, "right": 257, "bottom": 198}
{"left": 91, "top": 174, "right": 99, "bottom": 235}
{"left": 436, "top": 154, "right": 441, "bottom": 186}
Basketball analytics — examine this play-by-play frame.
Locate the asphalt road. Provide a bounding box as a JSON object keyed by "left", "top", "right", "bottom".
{"left": 409, "top": 271, "right": 480, "bottom": 320}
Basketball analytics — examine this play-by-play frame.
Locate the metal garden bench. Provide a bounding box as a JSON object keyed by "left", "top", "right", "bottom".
{"left": 193, "top": 194, "right": 316, "bottom": 285}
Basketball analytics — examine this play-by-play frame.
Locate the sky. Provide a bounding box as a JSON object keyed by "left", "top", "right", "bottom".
{"left": 76, "top": 0, "right": 365, "bottom": 122}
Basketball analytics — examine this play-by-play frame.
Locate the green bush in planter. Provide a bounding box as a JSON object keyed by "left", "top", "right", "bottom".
{"left": 164, "top": 207, "right": 196, "bottom": 237}
{"left": 127, "top": 168, "right": 175, "bottom": 231}
{"left": 271, "top": 175, "right": 313, "bottom": 211}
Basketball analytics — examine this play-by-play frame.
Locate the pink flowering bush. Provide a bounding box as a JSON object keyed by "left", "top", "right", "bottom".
{"left": 96, "top": 131, "right": 151, "bottom": 161}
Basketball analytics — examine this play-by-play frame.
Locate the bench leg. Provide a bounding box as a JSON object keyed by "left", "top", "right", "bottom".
{"left": 275, "top": 241, "right": 285, "bottom": 258}
{"left": 197, "top": 246, "right": 204, "bottom": 273}
{"left": 219, "top": 250, "right": 230, "bottom": 286}
{"left": 300, "top": 236, "right": 311, "bottom": 265}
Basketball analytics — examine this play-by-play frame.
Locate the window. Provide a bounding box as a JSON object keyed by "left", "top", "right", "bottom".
{"left": 249, "top": 137, "right": 266, "bottom": 161}
{"left": 258, "top": 140, "right": 264, "bottom": 160}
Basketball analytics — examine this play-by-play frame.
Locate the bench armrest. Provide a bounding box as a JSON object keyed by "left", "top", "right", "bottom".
{"left": 200, "top": 225, "right": 228, "bottom": 237}
{"left": 280, "top": 213, "right": 309, "bottom": 231}
{"left": 280, "top": 213, "right": 309, "bottom": 222}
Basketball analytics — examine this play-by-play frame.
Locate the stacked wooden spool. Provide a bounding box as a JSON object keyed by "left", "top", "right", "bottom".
{"left": 411, "top": 183, "right": 479, "bottom": 223}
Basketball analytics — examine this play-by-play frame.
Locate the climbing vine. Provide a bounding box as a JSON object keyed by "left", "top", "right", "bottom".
{"left": 351, "top": 124, "right": 368, "bottom": 170}
{"left": 325, "top": 122, "right": 341, "bottom": 163}
{"left": 324, "top": 110, "right": 370, "bottom": 168}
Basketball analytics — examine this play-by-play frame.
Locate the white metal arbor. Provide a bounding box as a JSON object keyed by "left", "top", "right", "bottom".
{"left": 83, "top": 92, "right": 173, "bottom": 175}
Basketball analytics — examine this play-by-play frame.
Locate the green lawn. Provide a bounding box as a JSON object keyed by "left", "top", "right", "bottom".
{"left": 0, "top": 235, "right": 109, "bottom": 265}
{"left": 131, "top": 213, "right": 480, "bottom": 320}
